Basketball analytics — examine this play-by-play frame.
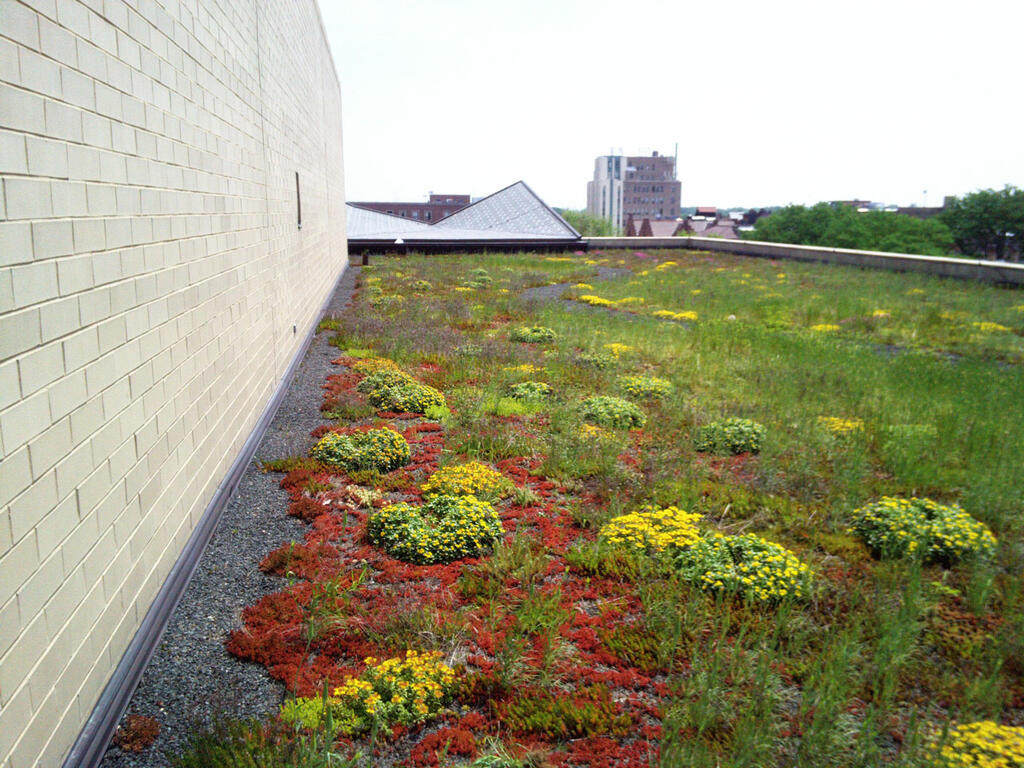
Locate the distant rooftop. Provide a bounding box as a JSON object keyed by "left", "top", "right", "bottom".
{"left": 347, "top": 181, "right": 581, "bottom": 252}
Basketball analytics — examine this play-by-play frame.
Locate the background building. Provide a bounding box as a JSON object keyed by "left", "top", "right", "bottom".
{"left": 587, "top": 151, "right": 680, "bottom": 229}
{"left": 0, "top": 1, "right": 346, "bottom": 765}
{"left": 351, "top": 193, "right": 471, "bottom": 222}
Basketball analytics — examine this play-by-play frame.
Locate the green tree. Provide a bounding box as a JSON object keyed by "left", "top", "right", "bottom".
{"left": 745, "top": 203, "right": 955, "bottom": 256}
{"left": 557, "top": 209, "right": 622, "bottom": 237}
{"left": 940, "top": 186, "right": 1024, "bottom": 261}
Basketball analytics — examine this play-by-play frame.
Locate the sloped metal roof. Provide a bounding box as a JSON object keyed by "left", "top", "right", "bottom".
{"left": 347, "top": 181, "right": 580, "bottom": 245}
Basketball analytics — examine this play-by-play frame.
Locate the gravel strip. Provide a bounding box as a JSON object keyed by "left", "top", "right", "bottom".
{"left": 99, "top": 267, "right": 359, "bottom": 767}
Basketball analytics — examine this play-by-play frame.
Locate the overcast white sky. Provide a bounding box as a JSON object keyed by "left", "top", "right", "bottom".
{"left": 319, "top": 0, "right": 1023, "bottom": 210}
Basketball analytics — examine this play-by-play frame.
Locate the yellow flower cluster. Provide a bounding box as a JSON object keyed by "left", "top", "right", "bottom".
{"left": 421, "top": 461, "right": 511, "bottom": 500}
{"left": 578, "top": 423, "right": 613, "bottom": 441}
{"left": 599, "top": 506, "right": 702, "bottom": 552}
{"left": 350, "top": 357, "right": 402, "bottom": 375}
{"left": 906, "top": 288, "right": 925, "bottom": 295}
{"left": 368, "top": 494, "right": 504, "bottom": 564}
{"left": 810, "top": 323, "right": 840, "bottom": 332}
{"left": 850, "top": 496, "right": 997, "bottom": 563}
{"left": 972, "top": 321, "right": 1011, "bottom": 333}
{"left": 311, "top": 428, "right": 410, "bottom": 473}
{"left": 620, "top": 374, "right": 673, "bottom": 400}
{"left": 615, "top": 296, "right": 645, "bottom": 305}
{"left": 871, "top": 309, "right": 891, "bottom": 318}
{"left": 674, "top": 533, "right": 812, "bottom": 603}
{"left": 577, "top": 294, "right": 616, "bottom": 307}
{"left": 936, "top": 721, "right": 1024, "bottom": 768}
{"left": 575, "top": 282, "right": 594, "bottom": 289}
{"left": 818, "top": 416, "right": 865, "bottom": 435}
{"left": 655, "top": 260, "right": 677, "bottom": 271}
{"left": 1014, "top": 304, "right": 1024, "bottom": 313}
{"left": 280, "top": 650, "right": 456, "bottom": 734}
{"left": 653, "top": 309, "right": 698, "bottom": 322}
{"left": 603, "top": 343, "right": 633, "bottom": 357}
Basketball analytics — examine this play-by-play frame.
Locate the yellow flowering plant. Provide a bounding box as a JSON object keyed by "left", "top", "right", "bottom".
{"left": 510, "top": 326, "right": 557, "bottom": 343}
{"left": 620, "top": 374, "right": 673, "bottom": 401}
{"left": 850, "top": 496, "right": 997, "bottom": 563}
{"left": 934, "top": 720, "right": 1024, "bottom": 768}
{"left": 310, "top": 428, "right": 410, "bottom": 473}
{"left": 581, "top": 395, "right": 646, "bottom": 430}
{"left": 672, "top": 533, "right": 811, "bottom": 603}
{"left": 367, "top": 494, "right": 504, "bottom": 564}
{"left": 421, "top": 461, "right": 513, "bottom": 501}
{"left": 599, "top": 506, "right": 702, "bottom": 553}
{"left": 356, "top": 368, "right": 446, "bottom": 414}
{"left": 350, "top": 357, "right": 402, "bottom": 375}
{"left": 280, "top": 650, "right": 456, "bottom": 734}
{"left": 817, "top": 416, "right": 865, "bottom": 435}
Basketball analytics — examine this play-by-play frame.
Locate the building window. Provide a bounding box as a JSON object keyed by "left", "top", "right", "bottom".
{"left": 425, "top": 211, "right": 432, "bottom": 220}
{"left": 295, "top": 172, "right": 301, "bottom": 228}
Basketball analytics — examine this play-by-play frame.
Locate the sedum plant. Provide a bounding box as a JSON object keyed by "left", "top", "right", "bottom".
{"left": 599, "top": 506, "right": 702, "bottom": 553}
{"left": 850, "top": 496, "right": 996, "bottom": 563}
{"left": 619, "top": 374, "right": 673, "bottom": 400}
{"left": 421, "top": 461, "right": 512, "bottom": 501}
{"left": 310, "top": 428, "right": 410, "bottom": 474}
{"left": 510, "top": 326, "right": 557, "bottom": 343}
{"left": 693, "top": 417, "right": 765, "bottom": 454}
{"left": 581, "top": 395, "right": 646, "bottom": 430}
{"left": 507, "top": 381, "right": 552, "bottom": 401}
{"left": 368, "top": 494, "right": 504, "bottom": 565}
{"left": 672, "top": 532, "right": 811, "bottom": 603}
{"left": 280, "top": 650, "right": 455, "bottom": 735}
{"left": 933, "top": 721, "right": 1024, "bottom": 768}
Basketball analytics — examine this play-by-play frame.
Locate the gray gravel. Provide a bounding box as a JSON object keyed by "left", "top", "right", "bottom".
{"left": 99, "top": 267, "right": 359, "bottom": 767}
{"left": 519, "top": 266, "right": 632, "bottom": 304}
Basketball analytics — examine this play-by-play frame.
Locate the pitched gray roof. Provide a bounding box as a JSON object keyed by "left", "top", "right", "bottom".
{"left": 347, "top": 181, "right": 580, "bottom": 243}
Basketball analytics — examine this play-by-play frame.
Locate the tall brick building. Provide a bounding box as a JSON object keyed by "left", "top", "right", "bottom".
{"left": 0, "top": 1, "right": 346, "bottom": 765}
{"left": 350, "top": 193, "right": 471, "bottom": 222}
{"left": 587, "top": 151, "right": 680, "bottom": 229}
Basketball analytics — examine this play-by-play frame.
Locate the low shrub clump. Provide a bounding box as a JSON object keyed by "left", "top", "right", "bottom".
{"left": 367, "top": 494, "right": 504, "bottom": 564}
{"left": 507, "top": 381, "right": 552, "bottom": 401}
{"left": 581, "top": 395, "right": 646, "bottom": 429}
{"left": 356, "top": 368, "right": 447, "bottom": 414}
{"left": 850, "top": 496, "right": 997, "bottom": 563}
{"left": 934, "top": 721, "right": 1024, "bottom": 767}
{"left": 350, "top": 357, "right": 403, "bottom": 375}
{"left": 818, "top": 416, "right": 864, "bottom": 435}
{"left": 620, "top": 374, "right": 673, "bottom": 400}
{"left": 599, "top": 506, "right": 702, "bottom": 553}
{"left": 574, "top": 351, "right": 617, "bottom": 369}
{"left": 310, "top": 428, "right": 410, "bottom": 473}
{"left": 280, "top": 650, "right": 456, "bottom": 734}
{"left": 510, "top": 326, "right": 557, "bottom": 343}
{"left": 693, "top": 417, "right": 765, "bottom": 454}
{"left": 421, "top": 461, "right": 512, "bottom": 501}
{"left": 672, "top": 533, "right": 811, "bottom": 603}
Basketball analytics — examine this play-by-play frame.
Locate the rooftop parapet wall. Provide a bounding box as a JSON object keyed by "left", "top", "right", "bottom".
{"left": 0, "top": 1, "right": 346, "bottom": 765}
{"left": 585, "top": 237, "right": 1024, "bottom": 285}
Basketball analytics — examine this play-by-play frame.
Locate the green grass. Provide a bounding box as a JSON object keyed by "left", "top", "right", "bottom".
{"left": 300, "top": 249, "right": 1024, "bottom": 766}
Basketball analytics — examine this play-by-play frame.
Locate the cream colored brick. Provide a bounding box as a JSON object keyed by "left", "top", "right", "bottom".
{"left": 47, "top": 368, "right": 87, "bottom": 422}
{"left": 1, "top": 0, "right": 41, "bottom": 50}
{"left": 0, "top": 360, "right": 20, "bottom": 411}
{"left": 8, "top": 468, "right": 57, "bottom": 542}
{"left": 0, "top": 307, "right": 42, "bottom": 361}
{"left": 78, "top": 285, "right": 111, "bottom": 325}
{"left": 41, "top": 562, "right": 85, "bottom": 637}
{"left": 50, "top": 180, "right": 88, "bottom": 217}
{"left": 42, "top": 98, "right": 83, "bottom": 143}
{"left": 57, "top": 0, "right": 91, "bottom": 39}
{"left": 85, "top": 181, "right": 115, "bottom": 215}
{"left": 0, "top": 533, "right": 37, "bottom": 607}
{"left": 14, "top": 547, "right": 62, "bottom": 629}
{"left": 0, "top": 683, "right": 33, "bottom": 765}
{"left": 58, "top": 511, "right": 98, "bottom": 578}
{"left": 0, "top": 129, "right": 28, "bottom": 174}
{"left": 26, "top": 415, "right": 72, "bottom": 478}
{"left": 38, "top": 296, "right": 80, "bottom": 345}
{"left": 17, "top": 343, "right": 64, "bottom": 397}
{"left": 18, "top": 47, "right": 61, "bottom": 99}
{"left": 31, "top": 220, "right": 74, "bottom": 260}
{"left": 68, "top": 394, "right": 103, "bottom": 446}
{"left": 25, "top": 136, "right": 68, "bottom": 178}
{"left": 38, "top": 17, "right": 76, "bottom": 65}
{"left": 0, "top": 595, "right": 20, "bottom": 659}
{"left": 0, "top": 446, "right": 32, "bottom": 502}
{"left": 61, "top": 329, "right": 99, "bottom": 374}
{"left": 56, "top": 253, "right": 95, "bottom": 295}
{"left": 74, "top": 461, "right": 110, "bottom": 518}
{"left": 0, "top": 36, "right": 19, "bottom": 82}
{"left": 53, "top": 441, "right": 92, "bottom": 501}
{"left": 4, "top": 177, "right": 53, "bottom": 220}
{"left": 72, "top": 219, "right": 106, "bottom": 254}
{"left": 10, "top": 261, "right": 58, "bottom": 308}
{"left": 0, "top": 389, "right": 50, "bottom": 455}
{"left": 0, "top": 222, "right": 33, "bottom": 268}
{"left": 0, "top": 269, "right": 13, "bottom": 313}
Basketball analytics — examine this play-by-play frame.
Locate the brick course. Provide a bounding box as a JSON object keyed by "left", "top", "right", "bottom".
{"left": 0, "top": 0, "right": 347, "bottom": 764}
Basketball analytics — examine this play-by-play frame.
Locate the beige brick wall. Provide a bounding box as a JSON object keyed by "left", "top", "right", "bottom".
{"left": 0, "top": 0, "right": 346, "bottom": 764}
